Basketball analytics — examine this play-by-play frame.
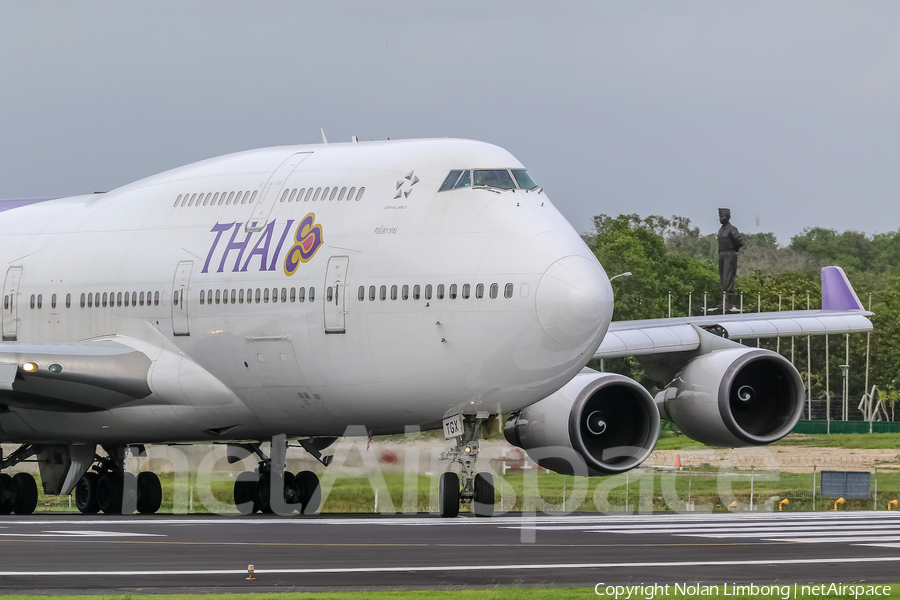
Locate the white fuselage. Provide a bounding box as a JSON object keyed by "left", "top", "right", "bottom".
{"left": 0, "top": 138, "right": 613, "bottom": 444}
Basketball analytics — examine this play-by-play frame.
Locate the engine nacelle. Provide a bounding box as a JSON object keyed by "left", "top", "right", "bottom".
{"left": 655, "top": 347, "right": 805, "bottom": 447}
{"left": 504, "top": 370, "right": 660, "bottom": 476}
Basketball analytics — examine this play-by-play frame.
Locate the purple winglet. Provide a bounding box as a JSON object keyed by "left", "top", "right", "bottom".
{"left": 821, "top": 266, "right": 864, "bottom": 311}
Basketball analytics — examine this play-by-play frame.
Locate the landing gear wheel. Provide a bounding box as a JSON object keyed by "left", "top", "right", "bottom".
{"left": 473, "top": 473, "right": 494, "bottom": 518}
{"left": 439, "top": 472, "right": 460, "bottom": 518}
{"left": 98, "top": 472, "right": 124, "bottom": 514}
{"left": 0, "top": 474, "right": 14, "bottom": 515}
{"left": 294, "top": 470, "right": 321, "bottom": 515}
{"left": 11, "top": 473, "right": 38, "bottom": 515}
{"left": 75, "top": 472, "right": 100, "bottom": 514}
{"left": 255, "top": 470, "right": 272, "bottom": 513}
{"left": 283, "top": 471, "right": 298, "bottom": 505}
{"left": 136, "top": 472, "right": 162, "bottom": 514}
{"left": 234, "top": 471, "right": 259, "bottom": 514}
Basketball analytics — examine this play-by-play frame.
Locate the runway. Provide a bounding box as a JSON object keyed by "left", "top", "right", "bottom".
{"left": 1, "top": 512, "right": 899, "bottom": 593}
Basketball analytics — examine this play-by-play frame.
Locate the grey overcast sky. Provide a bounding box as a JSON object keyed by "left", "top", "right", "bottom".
{"left": 2, "top": 2, "right": 898, "bottom": 244}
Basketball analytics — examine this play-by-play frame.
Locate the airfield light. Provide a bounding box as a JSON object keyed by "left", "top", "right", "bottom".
{"left": 464, "top": 446, "right": 472, "bottom": 454}
{"left": 22, "top": 362, "right": 38, "bottom": 373}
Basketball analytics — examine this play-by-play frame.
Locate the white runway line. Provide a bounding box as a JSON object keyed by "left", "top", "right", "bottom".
{"left": 3, "top": 555, "right": 900, "bottom": 577}
{"left": 0, "top": 530, "right": 164, "bottom": 537}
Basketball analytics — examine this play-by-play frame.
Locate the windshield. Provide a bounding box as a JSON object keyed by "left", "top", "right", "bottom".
{"left": 473, "top": 169, "right": 516, "bottom": 190}
{"left": 511, "top": 169, "right": 537, "bottom": 190}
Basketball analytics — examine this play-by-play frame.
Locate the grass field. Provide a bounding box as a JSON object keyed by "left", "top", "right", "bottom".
{"left": 2, "top": 586, "right": 898, "bottom": 600}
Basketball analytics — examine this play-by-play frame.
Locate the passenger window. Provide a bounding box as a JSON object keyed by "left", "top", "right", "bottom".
{"left": 30, "top": 294, "right": 35, "bottom": 309}
{"left": 454, "top": 171, "right": 471, "bottom": 189}
{"left": 102, "top": 292, "right": 108, "bottom": 307}
{"left": 174, "top": 194, "right": 183, "bottom": 208}
{"left": 132, "top": 292, "right": 137, "bottom": 306}
{"left": 322, "top": 187, "right": 330, "bottom": 201}
{"left": 215, "top": 290, "right": 221, "bottom": 305}
{"left": 299, "top": 287, "right": 306, "bottom": 302}
{"left": 281, "top": 288, "right": 287, "bottom": 303}
{"left": 391, "top": 285, "right": 398, "bottom": 300}
{"left": 181, "top": 194, "right": 189, "bottom": 207}
{"left": 440, "top": 170, "right": 463, "bottom": 191}
{"left": 347, "top": 187, "right": 356, "bottom": 201}
{"left": 425, "top": 284, "right": 432, "bottom": 300}
{"left": 263, "top": 288, "right": 269, "bottom": 303}
{"left": 369, "top": 285, "right": 376, "bottom": 301}
{"left": 202, "top": 193, "right": 210, "bottom": 206}
{"left": 188, "top": 193, "right": 197, "bottom": 207}
{"left": 81, "top": 293, "right": 86, "bottom": 308}
{"left": 358, "top": 286, "right": 365, "bottom": 301}
{"left": 462, "top": 284, "right": 470, "bottom": 299}
{"left": 211, "top": 192, "right": 219, "bottom": 206}
{"left": 231, "top": 289, "right": 237, "bottom": 304}
{"left": 309, "top": 287, "right": 315, "bottom": 302}
{"left": 490, "top": 283, "right": 499, "bottom": 299}
{"left": 437, "top": 284, "right": 445, "bottom": 300}
{"left": 511, "top": 169, "right": 538, "bottom": 190}
{"left": 402, "top": 285, "right": 409, "bottom": 300}
{"left": 256, "top": 288, "right": 261, "bottom": 303}
{"left": 174, "top": 291, "right": 180, "bottom": 306}
{"left": 380, "top": 285, "right": 386, "bottom": 301}
{"left": 248, "top": 191, "right": 258, "bottom": 204}
{"left": 327, "top": 287, "right": 334, "bottom": 303}
{"left": 3, "top": 295, "right": 8, "bottom": 310}
{"left": 271, "top": 287, "right": 278, "bottom": 303}
{"left": 66, "top": 293, "right": 71, "bottom": 309}
{"left": 290, "top": 288, "right": 296, "bottom": 302}
{"left": 473, "top": 169, "right": 516, "bottom": 190}
{"left": 449, "top": 284, "right": 457, "bottom": 300}
{"left": 218, "top": 192, "right": 227, "bottom": 205}
{"left": 117, "top": 292, "right": 123, "bottom": 307}
{"left": 356, "top": 187, "right": 365, "bottom": 201}
{"left": 154, "top": 291, "right": 159, "bottom": 306}
{"left": 37, "top": 294, "right": 43, "bottom": 309}
{"left": 338, "top": 187, "right": 347, "bottom": 201}
{"left": 125, "top": 292, "right": 130, "bottom": 307}
{"left": 413, "top": 284, "right": 420, "bottom": 300}
{"left": 329, "top": 187, "right": 338, "bottom": 201}
{"left": 313, "top": 187, "right": 322, "bottom": 201}
{"left": 304, "top": 188, "right": 313, "bottom": 201}
{"left": 238, "top": 289, "right": 244, "bottom": 304}
{"left": 280, "top": 189, "right": 290, "bottom": 203}
{"left": 505, "top": 283, "right": 514, "bottom": 298}
{"left": 88, "top": 293, "right": 93, "bottom": 308}
{"left": 476, "top": 284, "right": 484, "bottom": 299}
{"left": 95, "top": 293, "right": 101, "bottom": 307}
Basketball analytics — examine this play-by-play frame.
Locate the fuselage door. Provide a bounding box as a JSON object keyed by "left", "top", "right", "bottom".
{"left": 172, "top": 260, "right": 193, "bottom": 336}
{"left": 245, "top": 152, "right": 313, "bottom": 233}
{"left": 2, "top": 267, "right": 22, "bottom": 341}
{"left": 324, "top": 256, "right": 349, "bottom": 334}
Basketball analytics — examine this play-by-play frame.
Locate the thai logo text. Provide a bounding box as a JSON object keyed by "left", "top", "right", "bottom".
{"left": 284, "top": 213, "right": 324, "bottom": 276}
{"left": 200, "top": 216, "right": 324, "bottom": 275}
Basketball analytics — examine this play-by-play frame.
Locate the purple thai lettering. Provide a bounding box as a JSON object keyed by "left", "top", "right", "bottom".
{"left": 268, "top": 219, "right": 295, "bottom": 272}
{"left": 216, "top": 223, "right": 254, "bottom": 273}
{"left": 240, "top": 221, "right": 276, "bottom": 272}
{"left": 202, "top": 222, "right": 235, "bottom": 274}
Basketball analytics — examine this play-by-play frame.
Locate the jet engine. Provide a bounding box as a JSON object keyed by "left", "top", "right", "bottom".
{"left": 655, "top": 347, "right": 805, "bottom": 448}
{"left": 504, "top": 370, "right": 660, "bottom": 476}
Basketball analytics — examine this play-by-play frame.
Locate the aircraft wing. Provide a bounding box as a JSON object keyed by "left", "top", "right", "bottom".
{"left": 594, "top": 266, "right": 872, "bottom": 360}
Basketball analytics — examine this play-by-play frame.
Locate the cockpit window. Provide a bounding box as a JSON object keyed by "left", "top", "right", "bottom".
{"left": 473, "top": 169, "right": 516, "bottom": 190}
{"left": 440, "top": 170, "right": 463, "bottom": 191}
{"left": 511, "top": 169, "right": 537, "bottom": 190}
{"left": 454, "top": 170, "right": 471, "bottom": 189}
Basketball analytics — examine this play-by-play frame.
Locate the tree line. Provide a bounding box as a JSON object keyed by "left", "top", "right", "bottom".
{"left": 584, "top": 214, "right": 900, "bottom": 420}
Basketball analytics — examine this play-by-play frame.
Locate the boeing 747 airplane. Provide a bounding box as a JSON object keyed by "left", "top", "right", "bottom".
{"left": 0, "top": 138, "right": 872, "bottom": 517}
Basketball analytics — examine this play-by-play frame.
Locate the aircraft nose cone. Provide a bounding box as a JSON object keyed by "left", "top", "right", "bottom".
{"left": 536, "top": 255, "right": 613, "bottom": 348}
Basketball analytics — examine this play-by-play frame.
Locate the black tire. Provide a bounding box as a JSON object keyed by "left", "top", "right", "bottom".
{"left": 256, "top": 470, "right": 272, "bottom": 514}
{"left": 294, "top": 470, "right": 320, "bottom": 515}
{"left": 473, "top": 473, "right": 495, "bottom": 518}
{"left": 0, "top": 474, "right": 14, "bottom": 515}
{"left": 98, "top": 472, "right": 124, "bottom": 514}
{"left": 439, "top": 472, "right": 460, "bottom": 518}
{"left": 136, "top": 472, "right": 162, "bottom": 514}
{"left": 234, "top": 471, "right": 258, "bottom": 515}
{"left": 75, "top": 472, "right": 100, "bottom": 514}
{"left": 283, "top": 471, "right": 299, "bottom": 505}
{"left": 11, "top": 473, "right": 38, "bottom": 515}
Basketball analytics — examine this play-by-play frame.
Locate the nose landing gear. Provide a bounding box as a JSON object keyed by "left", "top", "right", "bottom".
{"left": 439, "top": 414, "right": 496, "bottom": 518}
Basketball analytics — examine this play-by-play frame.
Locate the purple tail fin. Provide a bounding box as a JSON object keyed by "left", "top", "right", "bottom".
{"left": 821, "top": 266, "right": 864, "bottom": 311}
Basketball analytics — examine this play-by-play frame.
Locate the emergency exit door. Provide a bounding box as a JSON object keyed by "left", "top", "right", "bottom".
{"left": 2, "top": 267, "right": 22, "bottom": 341}
{"left": 172, "top": 261, "right": 193, "bottom": 336}
{"left": 324, "top": 256, "right": 349, "bottom": 334}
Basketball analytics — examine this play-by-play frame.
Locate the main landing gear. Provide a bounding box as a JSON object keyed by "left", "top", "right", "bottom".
{"left": 232, "top": 442, "right": 322, "bottom": 515}
{"left": 74, "top": 446, "right": 162, "bottom": 515}
{"left": 439, "top": 414, "right": 495, "bottom": 518}
{"left": 0, "top": 445, "right": 39, "bottom": 515}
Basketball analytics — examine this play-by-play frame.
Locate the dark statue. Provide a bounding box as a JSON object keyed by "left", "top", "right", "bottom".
{"left": 717, "top": 208, "right": 743, "bottom": 310}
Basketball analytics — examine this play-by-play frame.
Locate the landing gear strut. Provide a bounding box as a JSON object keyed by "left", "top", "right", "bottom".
{"left": 232, "top": 441, "right": 321, "bottom": 515}
{"left": 0, "top": 445, "right": 39, "bottom": 515}
{"left": 74, "top": 446, "right": 162, "bottom": 515}
{"left": 439, "top": 414, "right": 495, "bottom": 518}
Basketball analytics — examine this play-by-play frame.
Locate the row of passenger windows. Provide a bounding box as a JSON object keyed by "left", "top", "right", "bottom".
{"left": 439, "top": 169, "right": 538, "bottom": 192}
{"left": 358, "top": 282, "right": 516, "bottom": 302}
{"left": 14, "top": 291, "right": 164, "bottom": 310}
{"left": 198, "top": 287, "right": 316, "bottom": 305}
{"left": 278, "top": 186, "right": 365, "bottom": 203}
{"left": 174, "top": 190, "right": 258, "bottom": 208}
